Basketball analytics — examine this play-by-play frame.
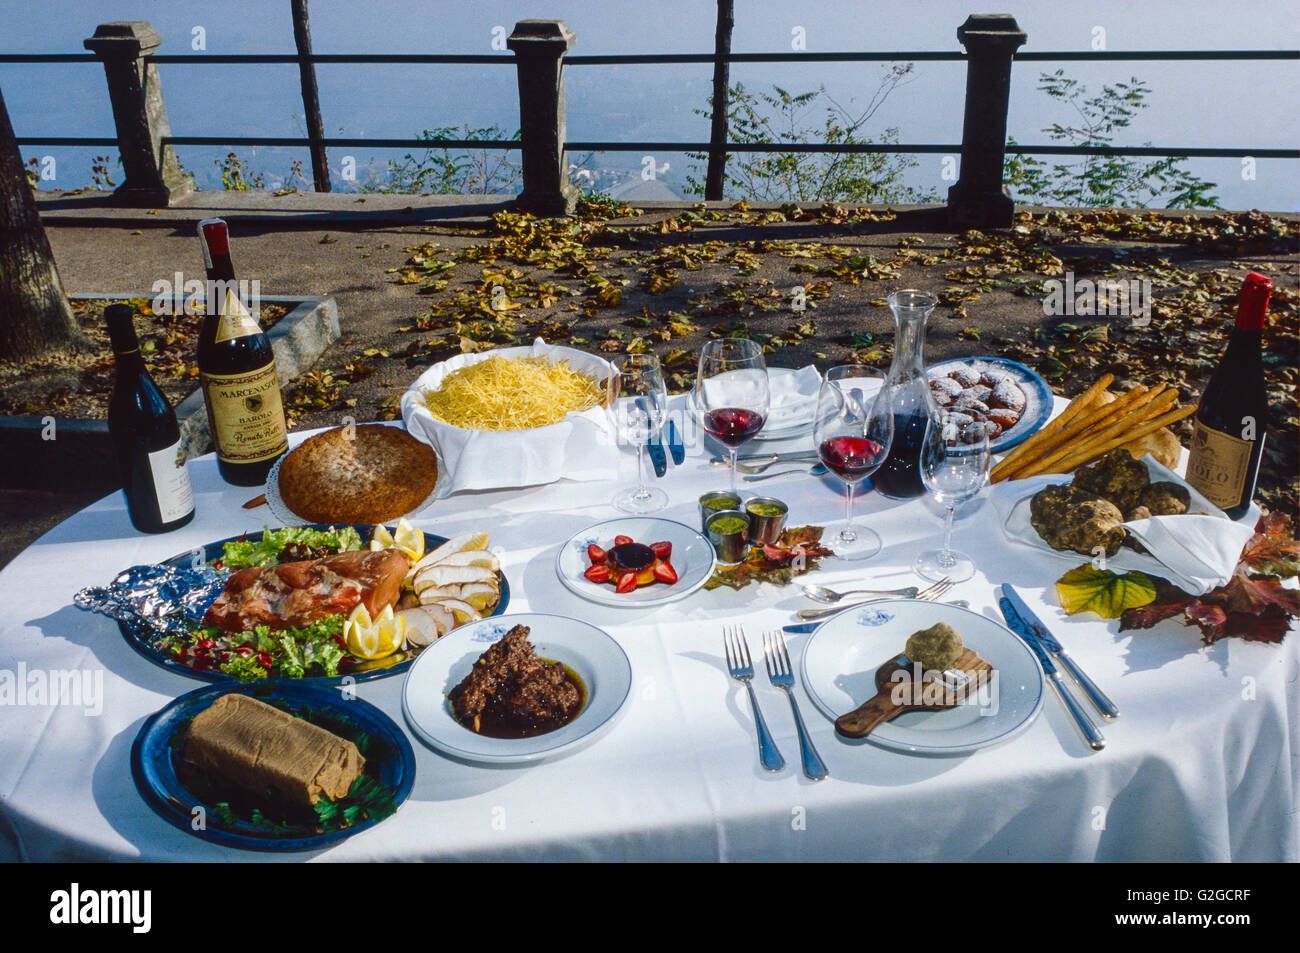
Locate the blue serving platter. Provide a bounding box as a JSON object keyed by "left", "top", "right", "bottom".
{"left": 927, "top": 357, "right": 1054, "bottom": 454}
{"left": 131, "top": 680, "right": 416, "bottom": 851}
{"left": 117, "top": 525, "right": 509, "bottom": 685}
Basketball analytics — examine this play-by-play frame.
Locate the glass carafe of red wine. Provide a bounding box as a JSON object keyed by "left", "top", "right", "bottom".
{"left": 873, "top": 289, "right": 938, "bottom": 499}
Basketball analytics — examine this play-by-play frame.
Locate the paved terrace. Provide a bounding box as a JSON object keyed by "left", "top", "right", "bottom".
{"left": 2, "top": 189, "right": 1296, "bottom": 568}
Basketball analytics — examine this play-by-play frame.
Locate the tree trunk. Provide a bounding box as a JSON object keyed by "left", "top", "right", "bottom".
{"left": 0, "top": 87, "right": 84, "bottom": 362}
{"left": 704, "top": 0, "right": 734, "bottom": 201}
{"left": 291, "top": 0, "right": 331, "bottom": 193}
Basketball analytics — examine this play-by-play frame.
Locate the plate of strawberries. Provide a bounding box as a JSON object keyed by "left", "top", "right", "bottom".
{"left": 555, "top": 517, "right": 718, "bottom": 608}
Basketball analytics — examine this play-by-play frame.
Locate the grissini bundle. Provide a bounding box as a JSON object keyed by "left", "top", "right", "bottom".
{"left": 989, "top": 373, "right": 1114, "bottom": 481}
{"left": 991, "top": 377, "right": 1195, "bottom": 483}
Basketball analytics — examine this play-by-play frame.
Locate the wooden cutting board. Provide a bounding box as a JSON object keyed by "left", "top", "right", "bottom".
{"left": 834, "top": 647, "right": 994, "bottom": 739}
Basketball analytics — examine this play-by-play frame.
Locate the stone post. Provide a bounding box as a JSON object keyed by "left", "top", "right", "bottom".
{"left": 84, "top": 21, "right": 190, "bottom": 207}
{"left": 946, "top": 14, "right": 1026, "bottom": 230}
{"left": 508, "top": 20, "right": 578, "bottom": 216}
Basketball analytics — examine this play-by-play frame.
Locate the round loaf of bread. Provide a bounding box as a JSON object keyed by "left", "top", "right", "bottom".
{"left": 277, "top": 424, "right": 438, "bottom": 525}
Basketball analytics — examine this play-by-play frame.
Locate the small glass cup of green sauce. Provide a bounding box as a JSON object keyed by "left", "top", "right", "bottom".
{"left": 706, "top": 509, "right": 751, "bottom": 565}
{"left": 745, "top": 496, "right": 788, "bottom": 545}
{"left": 699, "top": 490, "right": 743, "bottom": 532}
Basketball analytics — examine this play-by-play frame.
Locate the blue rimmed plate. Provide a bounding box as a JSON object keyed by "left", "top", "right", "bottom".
{"left": 555, "top": 517, "right": 716, "bottom": 608}
{"left": 402, "top": 613, "right": 632, "bottom": 765}
{"left": 799, "top": 600, "right": 1045, "bottom": 756}
{"left": 117, "top": 525, "right": 510, "bottom": 685}
{"left": 131, "top": 680, "right": 415, "bottom": 851}
{"left": 927, "top": 357, "right": 1053, "bottom": 454}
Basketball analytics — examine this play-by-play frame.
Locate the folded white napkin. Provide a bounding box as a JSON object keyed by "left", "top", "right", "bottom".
{"left": 400, "top": 339, "right": 619, "bottom": 495}
{"left": 763, "top": 365, "right": 823, "bottom": 428}
{"left": 990, "top": 456, "right": 1255, "bottom": 595}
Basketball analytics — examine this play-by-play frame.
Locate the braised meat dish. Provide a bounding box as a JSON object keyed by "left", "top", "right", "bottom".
{"left": 449, "top": 625, "right": 583, "bottom": 738}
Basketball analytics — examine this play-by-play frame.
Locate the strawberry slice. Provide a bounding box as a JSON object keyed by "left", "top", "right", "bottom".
{"left": 584, "top": 564, "right": 612, "bottom": 583}
{"left": 587, "top": 543, "right": 607, "bottom": 564}
{"left": 615, "top": 571, "right": 638, "bottom": 593}
{"left": 653, "top": 560, "right": 678, "bottom": 584}
{"left": 650, "top": 540, "right": 672, "bottom": 560}
{"left": 613, "top": 535, "right": 634, "bottom": 547}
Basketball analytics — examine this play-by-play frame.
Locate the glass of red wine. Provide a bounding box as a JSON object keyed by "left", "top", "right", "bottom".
{"left": 695, "top": 338, "right": 769, "bottom": 493}
{"left": 813, "top": 365, "right": 894, "bottom": 560}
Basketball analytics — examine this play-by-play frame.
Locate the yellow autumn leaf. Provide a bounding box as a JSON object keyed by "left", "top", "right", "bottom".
{"left": 1055, "top": 565, "right": 1157, "bottom": 619}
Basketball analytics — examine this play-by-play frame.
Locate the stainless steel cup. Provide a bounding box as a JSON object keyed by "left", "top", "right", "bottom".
{"left": 698, "top": 490, "right": 742, "bottom": 532}
{"left": 745, "top": 496, "right": 789, "bottom": 545}
{"left": 706, "top": 509, "right": 751, "bottom": 565}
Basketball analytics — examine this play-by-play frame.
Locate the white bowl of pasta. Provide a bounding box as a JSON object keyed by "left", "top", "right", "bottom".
{"left": 400, "top": 339, "right": 620, "bottom": 495}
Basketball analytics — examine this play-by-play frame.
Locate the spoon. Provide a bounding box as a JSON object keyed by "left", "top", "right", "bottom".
{"left": 802, "top": 583, "right": 920, "bottom": 603}
{"left": 743, "top": 464, "right": 828, "bottom": 483}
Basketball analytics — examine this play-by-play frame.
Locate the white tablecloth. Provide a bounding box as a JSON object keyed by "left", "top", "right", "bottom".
{"left": 1, "top": 400, "right": 1296, "bottom": 862}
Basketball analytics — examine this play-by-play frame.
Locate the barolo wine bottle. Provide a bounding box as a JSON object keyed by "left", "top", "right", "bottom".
{"left": 1185, "top": 272, "right": 1271, "bottom": 519}
{"left": 105, "top": 303, "right": 196, "bottom": 533}
{"left": 196, "top": 218, "right": 288, "bottom": 486}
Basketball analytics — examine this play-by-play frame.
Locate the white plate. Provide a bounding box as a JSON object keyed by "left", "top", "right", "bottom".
{"left": 556, "top": 517, "right": 717, "bottom": 608}
{"left": 800, "top": 600, "right": 1045, "bottom": 756}
{"left": 402, "top": 613, "right": 632, "bottom": 765}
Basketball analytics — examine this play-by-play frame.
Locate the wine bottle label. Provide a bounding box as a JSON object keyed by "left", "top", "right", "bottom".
{"left": 1186, "top": 419, "right": 1260, "bottom": 510}
{"left": 212, "top": 287, "right": 262, "bottom": 343}
{"left": 146, "top": 439, "right": 195, "bottom": 523}
{"left": 201, "top": 362, "right": 288, "bottom": 465}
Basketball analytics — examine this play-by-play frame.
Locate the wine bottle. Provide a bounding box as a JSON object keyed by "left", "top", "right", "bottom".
{"left": 105, "top": 304, "right": 196, "bottom": 534}
{"left": 196, "top": 218, "right": 288, "bottom": 486}
{"left": 1185, "top": 272, "right": 1272, "bottom": 519}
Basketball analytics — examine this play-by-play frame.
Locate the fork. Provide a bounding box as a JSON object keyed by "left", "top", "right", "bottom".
{"left": 795, "top": 578, "right": 955, "bottom": 621}
{"left": 762, "top": 630, "right": 827, "bottom": 781}
{"left": 723, "top": 626, "right": 785, "bottom": 772}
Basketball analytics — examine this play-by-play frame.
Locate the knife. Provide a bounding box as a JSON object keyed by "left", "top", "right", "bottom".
{"left": 1001, "top": 584, "right": 1118, "bottom": 720}
{"left": 998, "top": 585, "right": 1105, "bottom": 751}
{"left": 712, "top": 450, "right": 820, "bottom": 466}
{"left": 646, "top": 432, "right": 668, "bottom": 477}
{"left": 666, "top": 420, "right": 685, "bottom": 465}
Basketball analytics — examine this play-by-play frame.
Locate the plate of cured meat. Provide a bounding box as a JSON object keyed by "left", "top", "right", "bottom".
{"left": 110, "top": 525, "right": 510, "bottom": 685}
{"left": 927, "top": 357, "right": 1053, "bottom": 454}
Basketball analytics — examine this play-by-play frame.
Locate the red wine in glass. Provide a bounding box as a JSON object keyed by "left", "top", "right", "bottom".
{"left": 703, "top": 408, "right": 766, "bottom": 447}
{"left": 819, "top": 435, "right": 886, "bottom": 483}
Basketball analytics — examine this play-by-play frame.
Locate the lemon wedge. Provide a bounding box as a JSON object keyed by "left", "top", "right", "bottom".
{"left": 392, "top": 518, "right": 425, "bottom": 561}
{"left": 370, "top": 524, "right": 396, "bottom": 552}
{"left": 344, "top": 603, "right": 405, "bottom": 660}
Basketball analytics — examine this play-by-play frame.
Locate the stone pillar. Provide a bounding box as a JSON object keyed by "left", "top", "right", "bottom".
{"left": 946, "top": 14, "right": 1026, "bottom": 230}
{"left": 84, "top": 21, "right": 190, "bottom": 207}
{"left": 508, "top": 20, "right": 578, "bottom": 216}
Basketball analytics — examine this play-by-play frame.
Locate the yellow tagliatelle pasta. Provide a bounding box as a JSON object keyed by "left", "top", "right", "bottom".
{"left": 419, "top": 355, "right": 604, "bottom": 431}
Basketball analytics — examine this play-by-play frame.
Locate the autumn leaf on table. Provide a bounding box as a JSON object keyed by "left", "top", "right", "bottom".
{"left": 1056, "top": 565, "right": 1158, "bottom": 619}
{"left": 1119, "top": 515, "right": 1300, "bottom": 644}
{"left": 703, "top": 526, "right": 834, "bottom": 592}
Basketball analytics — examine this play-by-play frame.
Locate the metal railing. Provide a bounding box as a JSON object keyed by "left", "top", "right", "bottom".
{"left": 4, "top": 19, "right": 1297, "bottom": 222}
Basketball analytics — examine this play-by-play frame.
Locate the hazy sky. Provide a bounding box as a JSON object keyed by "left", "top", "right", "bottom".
{"left": 4, "top": 0, "right": 1296, "bottom": 208}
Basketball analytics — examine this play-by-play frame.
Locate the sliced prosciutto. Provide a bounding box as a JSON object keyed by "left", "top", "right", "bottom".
{"left": 204, "top": 549, "right": 410, "bottom": 633}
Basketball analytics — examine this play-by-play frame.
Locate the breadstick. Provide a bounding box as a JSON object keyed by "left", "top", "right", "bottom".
{"left": 991, "top": 373, "right": 1113, "bottom": 479}
{"left": 1047, "top": 404, "right": 1197, "bottom": 475}
{"left": 1017, "top": 390, "right": 1179, "bottom": 478}
{"left": 996, "top": 383, "right": 1150, "bottom": 482}
{"left": 1073, "top": 383, "right": 1166, "bottom": 441}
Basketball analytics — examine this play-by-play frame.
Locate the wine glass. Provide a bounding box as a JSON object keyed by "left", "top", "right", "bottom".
{"left": 695, "top": 338, "right": 769, "bottom": 493}
{"left": 913, "top": 412, "right": 992, "bottom": 582}
{"left": 812, "top": 365, "right": 894, "bottom": 560}
{"left": 606, "top": 353, "right": 669, "bottom": 514}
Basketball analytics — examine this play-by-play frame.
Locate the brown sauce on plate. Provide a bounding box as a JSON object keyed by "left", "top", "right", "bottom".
{"left": 456, "top": 659, "right": 587, "bottom": 739}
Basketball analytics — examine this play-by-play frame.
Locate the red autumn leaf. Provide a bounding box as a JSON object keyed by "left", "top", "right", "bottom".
{"left": 1120, "top": 514, "right": 1298, "bottom": 645}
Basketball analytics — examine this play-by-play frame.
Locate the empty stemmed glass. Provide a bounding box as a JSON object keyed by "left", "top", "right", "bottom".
{"left": 606, "top": 353, "right": 669, "bottom": 514}
{"left": 695, "top": 338, "right": 769, "bottom": 493}
{"left": 812, "top": 365, "right": 894, "bottom": 560}
{"left": 913, "top": 412, "right": 991, "bottom": 582}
